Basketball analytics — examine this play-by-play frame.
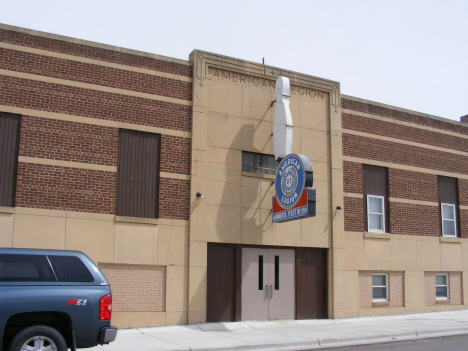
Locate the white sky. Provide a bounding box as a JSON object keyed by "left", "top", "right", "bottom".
{"left": 1, "top": 0, "right": 467, "bottom": 121}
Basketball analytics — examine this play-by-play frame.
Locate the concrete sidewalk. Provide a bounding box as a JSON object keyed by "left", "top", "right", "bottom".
{"left": 91, "top": 309, "right": 468, "bottom": 351}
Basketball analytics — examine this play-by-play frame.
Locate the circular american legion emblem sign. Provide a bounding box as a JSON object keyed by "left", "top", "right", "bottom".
{"left": 275, "top": 154, "right": 306, "bottom": 209}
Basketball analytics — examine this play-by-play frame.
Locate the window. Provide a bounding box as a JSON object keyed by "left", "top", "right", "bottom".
{"left": 372, "top": 273, "right": 388, "bottom": 301}
{"left": 363, "top": 165, "right": 388, "bottom": 233}
{"left": 48, "top": 255, "right": 94, "bottom": 282}
{"left": 116, "top": 129, "right": 161, "bottom": 218}
{"left": 0, "top": 254, "right": 55, "bottom": 282}
{"left": 438, "top": 176, "right": 459, "bottom": 237}
{"left": 435, "top": 274, "right": 449, "bottom": 300}
{"left": 0, "top": 112, "right": 21, "bottom": 207}
{"left": 367, "top": 195, "right": 385, "bottom": 232}
{"left": 441, "top": 203, "right": 456, "bottom": 237}
{"left": 242, "top": 151, "right": 278, "bottom": 175}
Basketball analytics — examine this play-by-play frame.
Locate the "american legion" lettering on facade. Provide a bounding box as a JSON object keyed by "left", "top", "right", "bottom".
{"left": 209, "top": 69, "right": 326, "bottom": 101}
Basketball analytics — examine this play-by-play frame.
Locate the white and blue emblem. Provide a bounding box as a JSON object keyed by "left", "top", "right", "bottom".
{"left": 275, "top": 154, "right": 306, "bottom": 209}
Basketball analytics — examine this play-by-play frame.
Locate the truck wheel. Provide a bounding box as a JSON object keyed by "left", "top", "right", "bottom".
{"left": 8, "top": 325, "right": 67, "bottom": 351}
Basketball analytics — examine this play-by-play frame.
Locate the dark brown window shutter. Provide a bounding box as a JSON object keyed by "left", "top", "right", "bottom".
{"left": 116, "top": 129, "right": 161, "bottom": 218}
{"left": 0, "top": 112, "right": 21, "bottom": 207}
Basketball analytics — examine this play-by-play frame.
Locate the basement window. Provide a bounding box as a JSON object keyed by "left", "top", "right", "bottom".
{"left": 435, "top": 274, "right": 449, "bottom": 300}
{"left": 372, "top": 273, "right": 388, "bottom": 301}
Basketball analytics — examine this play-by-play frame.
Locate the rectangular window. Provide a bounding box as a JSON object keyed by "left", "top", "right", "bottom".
{"left": 258, "top": 255, "right": 263, "bottom": 290}
{"left": 0, "top": 112, "right": 21, "bottom": 207}
{"left": 242, "top": 151, "right": 278, "bottom": 175}
{"left": 275, "top": 255, "right": 279, "bottom": 290}
{"left": 372, "top": 273, "right": 388, "bottom": 301}
{"left": 441, "top": 203, "right": 457, "bottom": 237}
{"left": 367, "top": 195, "right": 385, "bottom": 232}
{"left": 116, "top": 129, "right": 161, "bottom": 218}
{"left": 363, "top": 165, "right": 388, "bottom": 233}
{"left": 435, "top": 274, "right": 449, "bottom": 300}
{"left": 438, "top": 176, "right": 459, "bottom": 237}
{"left": 48, "top": 255, "right": 94, "bottom": 282}
{"left": 0, "top": 254, "right": 55, "bottom": 282}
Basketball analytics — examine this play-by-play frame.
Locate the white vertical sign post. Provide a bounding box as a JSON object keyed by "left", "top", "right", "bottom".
{"left": 273, "top": 76, "right": 293, "bottom": 161}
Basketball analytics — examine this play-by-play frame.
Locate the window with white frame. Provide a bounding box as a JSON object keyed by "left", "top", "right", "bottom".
{"left": 435, "top": 274, "right": 449, "bottom": 300}
{"left": 372, "top": 273, "right": 388, "bottom": 301}
{"left": 441, "top": 203, "right": 457, "bottom": 237}
{"left": 367, "top": 195, "right": 385, "bottom": 233}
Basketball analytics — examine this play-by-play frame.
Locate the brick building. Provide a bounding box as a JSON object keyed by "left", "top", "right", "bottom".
{"left": 1, "top": 24, "right": 467, "bottom": 328}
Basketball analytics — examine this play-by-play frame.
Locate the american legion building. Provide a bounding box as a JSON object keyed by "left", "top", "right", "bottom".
{"left": 1, "top": 23, "right": 468, "bottom": 328}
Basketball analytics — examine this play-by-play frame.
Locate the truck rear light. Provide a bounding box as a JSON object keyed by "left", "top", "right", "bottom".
{"left": 99, "top": 294, "right": 112, "bottom": 320}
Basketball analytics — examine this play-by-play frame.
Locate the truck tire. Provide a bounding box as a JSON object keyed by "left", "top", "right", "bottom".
{"left": 8, "top": 325, "right": 67, "bottom": 351}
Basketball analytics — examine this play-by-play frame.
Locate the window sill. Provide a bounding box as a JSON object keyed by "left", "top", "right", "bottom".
{"left": 242, "top": 171, "right": 275, "bottom": 180}
{"left": 364, "top": 232, "right": 391, "bottom": 240}
{"left": 115, "top": 216, "right": 160, "bottom": 225}
{"left": 440, "top": 237, "right": 463, "bottom": 243}
{"left": 0, "top": 206, "right": 15, "bottom": 214}
{"left": 436, "top": 299, "right": 450, "bottom": 304}
{"left": 372, "top": 301, "right": 390, "bottom": 307}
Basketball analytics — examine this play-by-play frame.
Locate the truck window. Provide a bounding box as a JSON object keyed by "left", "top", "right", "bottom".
{"left": 48, "top": 255, "right": 94, "bottom": 282}
{"left": 0, "top": 254, "right": 56, "bottom": 282}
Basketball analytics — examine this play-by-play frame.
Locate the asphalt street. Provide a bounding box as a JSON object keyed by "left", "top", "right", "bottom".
{"left": 313, "top": 334, "right": 468, "bottom": 351}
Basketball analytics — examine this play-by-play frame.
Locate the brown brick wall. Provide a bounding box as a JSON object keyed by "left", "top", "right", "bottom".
{"left": 343, "top": 161, "right": 362, "bottom": 194}
{"left": 0, "top": 48, "right": 192, "bottom": 101}
{"left": 343, "top": 133, "right": 468, "bottom": 175}
{"left": 342, "top": 112, "right": 468, "bottom": 153}
{"left": 160, "top": 135, "right": 191, "bottom": 175}
{"left": 342, "top": 98, "right": 468, "bottom": 137}
{"left": 1, "top": 28, "right": 193, "bottom": 221}
{"left": 15, "top": 163, "right": 116, "bottom": 213}
{"left": 459, "top": 179, "right": 468, "bottom": 207}
{"left": 1, "top": 76, "right": 192, "bottom": 132}
{"left": 98, "top": 263, "right": 166, "bottom": 312}
{"left": 460, "top": 210, "right": 468, "bottom": 239}
{"left": 0, "top": 28, "right": 192, "bottom": 77}
{"left": 359, "top": 271, "right": 404, "bottom": 308}
{"left": 16, "top": 116, "right": 191, "bottom": 219}
{"left": 19, "top": 116, "right": 118, "bottom": 166}
{"left": 19, "top": 116, "right": 191, "bottom": 176}
{"left": 424, "top": 272, "right": 463, "bottom": 306}
{"left": 388, "top": 169, "right": 438, "bottom": 202}
{"left": 344, "top": 197, "right": 363, "bottom": 232}
{"left": 159, "top": 178, "right": 190, "bottom": 220}
{"left": 389, "top": 202, "right": 439, "bottom": 236}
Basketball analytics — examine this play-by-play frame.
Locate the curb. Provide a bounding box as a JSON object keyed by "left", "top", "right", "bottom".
{"left": 181, "top": 328, "right": 468, "bottom": 351}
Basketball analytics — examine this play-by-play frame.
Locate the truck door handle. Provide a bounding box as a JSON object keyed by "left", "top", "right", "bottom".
{"left": 270, "top": 284, "right": 273, "bottom": 299}
{"left": 265, "top": 285, "right": 269, "bottom": 299}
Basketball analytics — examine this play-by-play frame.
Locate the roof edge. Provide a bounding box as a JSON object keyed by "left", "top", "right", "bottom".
{"left": 0, "top": 23, "right": 192, "bottom": 66}
{"left": 341, "top": 94, "right": 465, "bottom": 127}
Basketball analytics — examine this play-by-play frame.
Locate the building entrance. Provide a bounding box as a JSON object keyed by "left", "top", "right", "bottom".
{"left": 206, "top": 244, "right": 327, "bottom": 323}
{"left": 241, "top": 247, "right": 295, "bottom": 320}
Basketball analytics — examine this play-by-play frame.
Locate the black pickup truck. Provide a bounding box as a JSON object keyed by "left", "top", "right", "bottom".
{"left": 0, "top": 248, "right": 117, "bottom": 351}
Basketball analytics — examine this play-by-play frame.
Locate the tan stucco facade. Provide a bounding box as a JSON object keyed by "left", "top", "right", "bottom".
{"left": 188, "top": 51, "right": 343, "bottom": 322}
{"left": 0, "top": 206, "right": 189, "bottom": 328}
